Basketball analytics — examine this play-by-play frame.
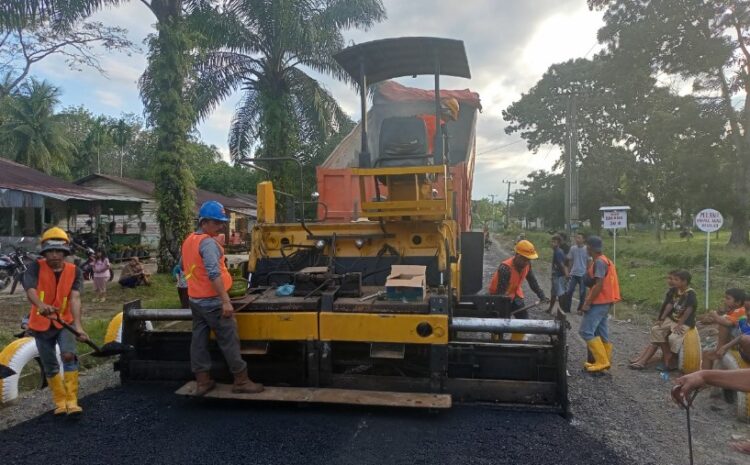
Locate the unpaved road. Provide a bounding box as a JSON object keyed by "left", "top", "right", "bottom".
{"left": 1, "top": 238, "right": 748, "bottom": 464}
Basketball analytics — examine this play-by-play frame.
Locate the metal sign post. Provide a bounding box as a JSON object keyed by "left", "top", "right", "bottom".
{"left": 695, "top": 209, "right": 724, "bottom": 310}
{"left": 600, "top": 206, "right": 630, "bottom": 320}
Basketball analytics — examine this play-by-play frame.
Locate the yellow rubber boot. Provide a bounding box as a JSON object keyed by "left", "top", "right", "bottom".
{"left": 47, "top": 373, "right": 67, "bottom": 415}
{"left": 585, "top": 337, "right": 610, "bottom": 372}
{"left": 510, "top": 333, "right": 526, "bottom": 342}
{"left": 586, "top": 341, "right": 613, "bottom": 369}
{"left": 63, "top": 371, "right": 83, "bottom": 416}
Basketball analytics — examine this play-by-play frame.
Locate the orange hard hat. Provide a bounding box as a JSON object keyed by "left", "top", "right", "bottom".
{"left": 514, "top": 239, "right": 538, "bottom": 260}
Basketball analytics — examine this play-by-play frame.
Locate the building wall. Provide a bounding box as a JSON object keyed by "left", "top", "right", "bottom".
{"left": 75, "top": 178, "right": 160, "bottom": 249}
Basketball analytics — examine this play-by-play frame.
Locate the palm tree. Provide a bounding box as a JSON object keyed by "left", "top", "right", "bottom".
{"left": 188, "top": 0, "right": 386, "bottom": 173}
{"left": 0, "top": 79, "right": 74, "bottom": 177}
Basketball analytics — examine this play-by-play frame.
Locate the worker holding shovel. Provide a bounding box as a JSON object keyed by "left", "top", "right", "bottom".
{"left": 23, "top": 227, "right": 88, "bottom": 416}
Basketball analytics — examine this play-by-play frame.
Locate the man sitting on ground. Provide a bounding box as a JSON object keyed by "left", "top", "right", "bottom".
{"left": 701, "top": 288, "right": 746, "bottom": 369}
{"left": 119, "top": 257, "right": 151, "bottom": 288}
{"left": 638, "top": 270, "right": 696, "bottom": 371}
{"left": 629, "top": 270, "right": 677, "bottom": 368}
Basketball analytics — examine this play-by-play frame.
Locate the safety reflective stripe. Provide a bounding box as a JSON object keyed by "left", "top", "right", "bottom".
{"left": 37, "top": 291, "right": 45, "bottom": 315}
{"left": 184, "top": 264, "right": 197, "bottom": 281}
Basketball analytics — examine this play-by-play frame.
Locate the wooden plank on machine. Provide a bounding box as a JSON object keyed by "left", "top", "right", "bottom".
{"left": 175, "top": 382, "right": 452, "bottom": 409}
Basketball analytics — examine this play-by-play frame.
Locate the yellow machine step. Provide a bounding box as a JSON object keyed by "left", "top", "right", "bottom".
{"left": 175, "top": 382, "right": 452, "bottom": 409}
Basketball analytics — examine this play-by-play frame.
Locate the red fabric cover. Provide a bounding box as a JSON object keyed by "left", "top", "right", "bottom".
{"left": 374, "top": 81, "right": 482, "bottom": 110}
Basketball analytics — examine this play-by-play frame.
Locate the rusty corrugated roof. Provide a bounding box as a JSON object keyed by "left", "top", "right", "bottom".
{"left": 75, "top": 173, "right": 255, "bottom": 211}
{"left": 0, "top": 158, "right": 144, "bottom": 202}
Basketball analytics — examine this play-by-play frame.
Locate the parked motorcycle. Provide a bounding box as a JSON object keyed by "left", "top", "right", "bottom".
{"left": 0, "top": 238, "right": 38, "bottom": 293}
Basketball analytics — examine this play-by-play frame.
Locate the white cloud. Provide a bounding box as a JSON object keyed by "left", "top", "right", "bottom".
{"left": 94, "top": 89, "right": 123, "bottom": 108}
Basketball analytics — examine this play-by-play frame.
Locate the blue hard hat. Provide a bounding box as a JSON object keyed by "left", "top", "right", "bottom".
{"left": 198, "top": 200, "right": 230, "bottom": 222}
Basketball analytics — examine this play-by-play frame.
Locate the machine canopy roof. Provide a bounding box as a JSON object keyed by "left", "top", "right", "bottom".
{"left": 334, "top": 37, "right": 470, "bottom": 85}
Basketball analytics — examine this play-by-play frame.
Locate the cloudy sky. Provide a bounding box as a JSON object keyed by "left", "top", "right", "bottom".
{"left": 31, "top": 0, "right": 603, "bottom": 199}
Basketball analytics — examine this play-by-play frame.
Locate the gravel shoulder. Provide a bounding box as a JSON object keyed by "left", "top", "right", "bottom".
{"left": 487, "top": 235, "right": 750, "bottom": 465}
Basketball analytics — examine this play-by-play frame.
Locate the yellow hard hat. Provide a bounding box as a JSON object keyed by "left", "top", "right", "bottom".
{"left": 41, "top": 227, "right": 69, "bottom": 243}
{"left": 40, "top": 227, "right": 71, "bottom": 255}
{"left": 440, "top": 97, "right": 459, "bottom": 121}
{"left": 514, "top": 239, "right": 538, "bottom": 260}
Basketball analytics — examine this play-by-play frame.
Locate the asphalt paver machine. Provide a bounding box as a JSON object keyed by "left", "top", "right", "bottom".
{"left": 117, "top": 37, "right": 569, "bottom": 415}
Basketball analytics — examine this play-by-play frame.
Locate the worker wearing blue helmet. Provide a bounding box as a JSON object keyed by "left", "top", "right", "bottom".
{"left": 180, "top": 200, "right": 263, "bottom": 396}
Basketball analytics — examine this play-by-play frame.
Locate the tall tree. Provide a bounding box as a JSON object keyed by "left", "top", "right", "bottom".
{"left": 1, "top": 0, "right": 208, "bottom": 270}
{"left": 0, "top": 78, "right": 74, "bottom": 177}
{"left": 188, "top": 0, "right": 385, "bottom": 196}
{"left": 589, "top": 0, "right": 750, "bottom": 245}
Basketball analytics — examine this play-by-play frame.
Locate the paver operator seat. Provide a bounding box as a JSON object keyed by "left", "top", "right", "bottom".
{"left": 376, "top": 116, "right": 431, "bottom": 168}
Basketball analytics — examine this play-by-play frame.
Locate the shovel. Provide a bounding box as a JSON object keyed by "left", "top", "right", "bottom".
{"left": 671, "top": 384, "right": 700, "bottom": 465}
{"left": 0, "top": 364, "right": 16, "bottom": 379}
{"left": 46, "top": 313, "right": 134, "bottom": 357}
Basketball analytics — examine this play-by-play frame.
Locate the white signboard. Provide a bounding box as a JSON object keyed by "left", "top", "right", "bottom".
{"left": 695, "top": 209, "right": 723, "bottom": 233}
{"left": 602, "top": 210, "right": 628, "bottom": 230}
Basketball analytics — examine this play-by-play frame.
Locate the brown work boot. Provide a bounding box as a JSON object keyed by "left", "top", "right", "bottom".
{"left": 232, "top": 369, "right": 264, "bottom": 394}
{"left": 194, "top": 371, "right": 216, "bottom": 396}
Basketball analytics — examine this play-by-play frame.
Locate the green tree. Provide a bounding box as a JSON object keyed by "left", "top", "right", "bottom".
{"left": 188, "top": 0, "right": 385, "bottom": 195}
{"left": 589, "top": 0, "right": 750, "bottom": 244}
{"left": 0, "top": 79, "right": 74, "bottom": 177}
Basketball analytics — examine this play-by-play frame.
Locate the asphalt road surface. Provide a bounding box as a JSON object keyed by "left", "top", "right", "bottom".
{"left": 2, "top": 383, "right": 627, "bottom": 465}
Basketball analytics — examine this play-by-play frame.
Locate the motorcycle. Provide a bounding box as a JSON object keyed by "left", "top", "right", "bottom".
{"left": 0, "top": 239, "right": 38, "bottom": 294}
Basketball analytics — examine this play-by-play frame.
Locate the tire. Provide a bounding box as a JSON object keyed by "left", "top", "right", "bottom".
{"left": 720, "top": 351, "right": 750, "bottom": 422}
{"left": 105, "top": 312, "right": 153, "bottom": 344}
{"left": 0, "top": 270, "right": 10, "bottom": 291}
{"left": 0, "top": 337, "right": 58, "bottom": 403}
{"left": 9, "top": 274, "right": 21, "bottom": 294}
{"left": 677, "top": 327, "right": 701, "bottom": 374}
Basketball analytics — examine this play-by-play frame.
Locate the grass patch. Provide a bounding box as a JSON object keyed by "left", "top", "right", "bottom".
{"left": 499, "top": 230, "right": 750, "bottom": 320}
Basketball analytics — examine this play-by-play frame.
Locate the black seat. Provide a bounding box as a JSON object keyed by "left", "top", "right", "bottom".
{"left": 376, "top": 116, "right": 432, "bottom": 167}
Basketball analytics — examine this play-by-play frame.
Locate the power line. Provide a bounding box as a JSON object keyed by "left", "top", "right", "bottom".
{"left": 476, "top": 139, "right": 525, "bottom": 156}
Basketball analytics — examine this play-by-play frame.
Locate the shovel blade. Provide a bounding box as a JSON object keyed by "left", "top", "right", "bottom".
{"left": 0, "top": 364, "right": 17, "bottom": 379}
{"left": 91, "top": 342, "right": 135, "bottom": 358}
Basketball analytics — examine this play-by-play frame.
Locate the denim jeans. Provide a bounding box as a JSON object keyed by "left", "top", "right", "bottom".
{"left": 578, "top": 303, "right": 611, "bottom": 342}
{"left": 564, "top": 275, "right": 587, "bottom": 313}
{"left": 31, "top": 328, "right": 78, "bottom": 377}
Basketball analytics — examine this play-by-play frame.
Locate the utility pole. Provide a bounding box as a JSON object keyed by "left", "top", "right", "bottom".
{"left": 565, "top": 89, "right": 580, "bottom": 234}
{"left": 502, "top": 180, "right": 517, "bottom": 229}
{"left": 488, "top": 194, "right": 498, "bottom": 230}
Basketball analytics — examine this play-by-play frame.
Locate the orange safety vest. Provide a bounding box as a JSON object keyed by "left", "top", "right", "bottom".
{"left": 588, "top": 254, "right": 621, "bottom": 304}
{"left": 181, "top": 232, "right": 233, "bottom": 299}
{"left": 28, "top": 260, "right": 77, "bottom": 332}
{"left": 417, "top": 114, "right": 445, "bottom": 155}
{"left": 489, "top": 257, "right": 530, "bottom": 299}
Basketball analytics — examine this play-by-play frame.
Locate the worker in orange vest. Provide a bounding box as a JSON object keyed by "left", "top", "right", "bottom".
{"left": 23, "top": 227, "right": 88, "bottom": 416}
{"left": 417, "top": 97, "right": 460, "bottom": 155}
{"left": 579, "top": 236, "right": 621, "bottom": 373}
{"left": 181, "top": 200, "right": 263, "bottom": 396}
{"left": 489, "top": 240, "right": 548, "bottom": 340}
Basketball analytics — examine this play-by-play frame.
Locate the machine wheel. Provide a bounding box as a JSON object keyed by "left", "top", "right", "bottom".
{"left": 0, "top": 337, "right": 58, "bottom": 403}
{"left": 720, "top": 351, "right": 750, "bottom": 422}
{"left": 677, "top": 327, "right": 701, "bottom": 374}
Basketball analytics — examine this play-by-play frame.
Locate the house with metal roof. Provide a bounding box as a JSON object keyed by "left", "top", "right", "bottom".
{"left": 75, "top": 174, "right": 257, "bottom": 248}
{"left": 0, "top": 158, "right": 144, "bottom": 247}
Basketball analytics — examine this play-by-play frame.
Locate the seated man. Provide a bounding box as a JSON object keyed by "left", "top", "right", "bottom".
{"left": 701, "top": 288, "right": 746, "bottom": 369}
{"left": 119, "top": 257, "right": 151, "bottom": 288}
{"left": 630, "top": 270, "right": 696, "bottom": 370}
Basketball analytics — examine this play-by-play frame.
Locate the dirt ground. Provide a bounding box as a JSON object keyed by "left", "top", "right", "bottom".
{"left": 486, "top": 235, "right": 750, "bottom": 465}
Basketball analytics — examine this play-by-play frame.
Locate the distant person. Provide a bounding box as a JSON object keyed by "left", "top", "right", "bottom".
{"left": 489, "top": 239, "right": 547, "bottom": 341}
{"left": 230, "top": 230, "right": 242, "bottom": 246}
{"left": 416, "top": 97, "right": 459, "bottom": 155}
{"left": 119, "top": 257, "right": 151, "bottom": 288}
{"left": 701, "top": 288, "right": 746, "bottom": 369}
{"left": 547, "top": 234, "right": 568, "bottom": 314}
{"left": 181, "top": 200, "right": 263, "bottom": 396}
{"left": 172, "top": 262, "right": 189, "bottom": 309}
{"left": 92, "top": 249, "right": 111, "bottom": 302}
{"left": 629, "top": 270, "right": 697, "bottom": 371}
{"left": 563, "top": 233, "right": 589, "bottom": 313}
{"left": 579, "top": 235, "right": 621, "bottom": 373}
{"left": 22, "top": 227, "right": 88, "bottom": 416}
